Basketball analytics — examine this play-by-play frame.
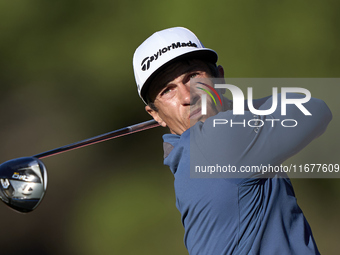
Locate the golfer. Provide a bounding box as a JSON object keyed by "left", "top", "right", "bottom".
{"left": 133, "top": 27, "right": 332, "bottom": 254}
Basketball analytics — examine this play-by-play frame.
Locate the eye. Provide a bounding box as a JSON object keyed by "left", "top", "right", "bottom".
{"left": 160, "top": 85, "right": 176, "bottom": 97}
{"left": 161, "top": 87, "right": 172, "bottom": 95}
{"left": 189, "top": 72, "right": 199, "bottom": 79}
{"left": 184, "top": 72, "right": 200, "bottom": 84}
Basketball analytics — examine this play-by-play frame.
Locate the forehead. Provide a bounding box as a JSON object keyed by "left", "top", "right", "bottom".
{"left": 147, "top": 59, "right": 211, "bottom": 100}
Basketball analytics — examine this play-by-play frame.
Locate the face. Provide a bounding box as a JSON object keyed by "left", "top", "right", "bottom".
{"left": 145, "top": 60, "right": 224, "bottom": 135}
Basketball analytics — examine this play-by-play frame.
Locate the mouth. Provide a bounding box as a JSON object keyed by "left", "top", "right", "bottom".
{"left": 189, "top": 107, "right": 202, "bottom": 119}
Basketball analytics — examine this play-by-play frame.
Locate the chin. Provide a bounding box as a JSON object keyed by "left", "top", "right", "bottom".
{"left": 189, "top": 116, "right": 204, "bottom": 127}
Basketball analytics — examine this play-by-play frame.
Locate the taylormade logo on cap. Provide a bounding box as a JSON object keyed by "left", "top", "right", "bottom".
{"left": 141, "top": 41, "right": 198, "bottom": 71}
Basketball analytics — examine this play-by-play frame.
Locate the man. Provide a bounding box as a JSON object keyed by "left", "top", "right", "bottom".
{"left": 133, "top": 27, "right": 332, "bottom": 254}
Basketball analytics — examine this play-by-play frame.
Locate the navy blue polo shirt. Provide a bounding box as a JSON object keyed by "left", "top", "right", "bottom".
{"left": 163, "top": 94, "right": 332, "bottom": 254}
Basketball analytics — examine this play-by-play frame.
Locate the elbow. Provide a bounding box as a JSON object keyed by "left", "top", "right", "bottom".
{"left": 310, "top": 98, "right": 332, "bottom": 137}
{"left": 316, "top": 98, "right": 332, "bottom": 124}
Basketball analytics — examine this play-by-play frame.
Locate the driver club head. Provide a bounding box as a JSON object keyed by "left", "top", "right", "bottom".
{"left": 0, "top": 157, "right": 47, "bottom": 213}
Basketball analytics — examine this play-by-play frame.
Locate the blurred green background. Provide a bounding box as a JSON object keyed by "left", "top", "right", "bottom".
{"left": 0, "top": 0, "right": 339, "bottom": 254}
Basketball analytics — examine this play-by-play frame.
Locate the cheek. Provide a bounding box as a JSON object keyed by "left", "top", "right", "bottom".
{"left": 156, "top": 101, "right": 178, "bottom": 120}
{"left": 206, "top": 100, "right": 220, "bottom": 116}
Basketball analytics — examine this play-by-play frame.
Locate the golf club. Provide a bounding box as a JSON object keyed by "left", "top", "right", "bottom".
{"left": 0, "top": 119, "right": 159, "bottom": 213}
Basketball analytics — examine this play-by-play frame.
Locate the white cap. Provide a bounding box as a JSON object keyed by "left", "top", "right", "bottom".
{"left": 133, "top": 27, "right": 218, "bottom": 104}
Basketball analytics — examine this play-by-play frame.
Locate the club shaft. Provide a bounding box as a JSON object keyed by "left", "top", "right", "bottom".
{"left": 34, "top": 119, "right": 160, "bottom": 159}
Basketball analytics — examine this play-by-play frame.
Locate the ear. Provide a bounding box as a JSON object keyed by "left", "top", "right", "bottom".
{"left": 145, "top": 105, "right": 167, "bottom": 127}
{"left": 217, "top": 65, "right": 224, "bottom": 78}
{"left": 216, "top": 65, "right": 226, "bottom": 94}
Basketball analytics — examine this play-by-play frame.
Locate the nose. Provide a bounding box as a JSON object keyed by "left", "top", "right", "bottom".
{"left": 178, "top": 83, "right": 191, "bottom": 105}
